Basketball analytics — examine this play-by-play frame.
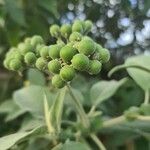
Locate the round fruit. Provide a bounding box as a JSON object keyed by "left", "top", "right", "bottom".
{"left": 49, "top": 24, "right": 60, "bottom": 37}
{"left": 18, "top": 43, "right": 33, "bottom": 55}
{"left": 24, "top": 37, "right": 31, "bottom": 44}
{"left": 3, "top": 58, "right": 12, "bottom": 69}
{"left": 71, "top": 54, "right": 89, "bottom": 71}
{"left": 60, "top": 65, "right": 75, "bottom": 81}
{"left": 24, "top": 52, "right": 37, "bottom": 65}
{"left": 12, "top": 51, "right": 23, "bottom": 60}
{"left": 95, "top": 45, "right": 110, "bottom": 63}
{"left": 88, "top": 60, "right": 102, "bottom": 75}
{"left": 77, "top": 38, "right": 95, "bottom": 56}
{"left": 31, "top": 35, "right": 44, "bottom": 48}
{"left": 60, "top": 45, "right": 77, "bottom": 63}
{"left": 52, "top": 75, "right": 66, "bottom": 88}
{"left": 48, "top": 59, "right": 61, "bottom": 74}
{"left": 84, "top": 20, "right": 93, "bottom": 32}
{"left": 69, "top": 32, "right": 82, "bottom": 42}
{"left": 99, "top": 48, "right": 110, "bottom": 63}
{"left": 72, "top": 20, "right": 83, "bottom": 33}
{"left": 9, "top": 59, "right": 22, "bottom": 71}
{"left": 60, "top": 24, "right": 72, "bottom": 38}
{"left": 36, "top": 44, "right": 45, "bottom": 55}
{"left": 35, "top": 57, "right": 47, "bottom": 70}
{"left": 40, "top": 46, "right": 50, "bottom": 58}
{"left": 49, "top": 44, "right": 61, "bottom": 59}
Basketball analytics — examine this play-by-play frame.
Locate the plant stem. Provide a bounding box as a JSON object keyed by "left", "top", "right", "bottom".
{"left": 103, "top": 116, "right": 125, "bottom": 128}
{"left": 108, "top": 64, "right": 150, "bottom": 77}
{"left": 66, "top": 84, "right": 90, "bottom": 128}
{"left": 90, "top": 133, "right": 106, "bottom": 150}
{"left": 144, "top": 90, "right": 149, "bottom": 105}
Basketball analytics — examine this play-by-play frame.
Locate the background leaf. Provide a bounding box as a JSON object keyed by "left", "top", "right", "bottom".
{"left": 126, "top": 55, "right": 150, "bottom": 91}
{"left": 90, "top": 78, "right": 128, "bottom": 106}
{"left": 13, "top": 85, "right": 54, "bottom": 118}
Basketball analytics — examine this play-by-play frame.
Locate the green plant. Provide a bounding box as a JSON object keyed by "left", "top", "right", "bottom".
{"left": 1, "top": 20, "right": 150, "bottom": 150}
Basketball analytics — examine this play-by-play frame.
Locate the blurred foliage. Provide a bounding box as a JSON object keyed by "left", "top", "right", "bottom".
{"left": 0, "top": 0, "right": 150, "bottom": 150}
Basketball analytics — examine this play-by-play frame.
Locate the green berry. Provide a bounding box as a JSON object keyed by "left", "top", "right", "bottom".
{"left": 72, "top": 20, "right": 84, "bottom": 33}
{"left": 31, "top": 35, "right": 44, "bottom": 48}
{"left": 49, "top": 44, "right": 61, "bottom": 59}
{"left": 88, "top": 60, "right": 102, "bottom": 75}
{"left": 18, "top": 43, "right": 33, "bottom": 55}
{"left": 13, "top": 51, "right": 23, "bottom": 60}
{"left": 9, "top": 59, "right": 22, "bottom": 71}
{"left": 52, "top": 75, "right": 66, "bottom": 88}
{"left": 60, "top": 24, "right": 72, "bottom": 38}
{"left": 93, "top": 44, "right": 110, "bottom": 63}
{"left": 60, "top": 45, "right": 77, "bottom": 63}
{"left": 49, "top": 24, "right": 60, "bottom": 37}
{"left": 24, "top": 52, "right": 37, "bottom": 65}
{"left": 84, "top": 20, "right": 93, "bottom": 32}
{"left": 40, "top": 46, "right": 50, "bottom": 58}
{"left": 77, "top": 38, "right": 95, "bottom": 56}
{"left": 48, "top": 59, "right": 61, "bottom": 74}
{"left": 69, "top": 32, "right": 82, "bottom": 42}
{"left": 36, "top": 44, "right": 45, "bottom": 55}
{"left": 35, "top": 57, "right": 47, "bottom": 70}
{"left": 3, "top": 58, "right": 12, "bottom": 69}
{"left": 24, "top": 37, "right": 31, "bottom": 44}
{"left": 71, "top": 54, "right": 89, "bottom": 71}
{"left": 60, "top": 65, "right": 75, "bottom": 81}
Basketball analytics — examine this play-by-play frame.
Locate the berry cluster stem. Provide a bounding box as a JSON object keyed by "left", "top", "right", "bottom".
{"left": 66, "top": 84, "right": 90, "bottom": 128}
{"left": 90, "top": 133, "right": 106, "bottom": 150}
{"left": 144, "top": 89, "right": 149, "bottom": 105}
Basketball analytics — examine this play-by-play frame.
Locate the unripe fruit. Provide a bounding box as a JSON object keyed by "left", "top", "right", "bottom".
{"left": 69, "top": 32, "right": 82, "bottom": 42}
{"left": 24, "top": 37, "right": 31, "bottom": 44}
{"left": 60, "top": 45, "right": 77, "bottom": 63}
{"left": 15, "top": 52, "right": 23, "bottom": 60}
{"left": 49, "top": 24, "right": 60, "bottom": 37}
{"left": 49, "top": 44, "right": 61, "bottom": 59}
{"left": 52, "top": 75, "right": 66, "bottom": 88}
{"left": 72, "top": 20, "right": 83, "bottom": 33}
{"left": 6, "top": 47, "right": 18, "bottom": 57}
{"left": 3, "top": 58, "right": 12, "bottom": 69}
{"left": 84, "top": 20, "right": 93, "bottom": 32}
{"left": 60, "top": 24, "right": 72, "bottom": 38}
{"left": 18, "top": 43, "right": 33, "bottom": 55}
{"left": 77, "top": 38, "right": 95, "bottom": 56}
{"left": 93, "top": 44, "right": 110, "bottom": 63}
{"left": 71, "top": 54, "right": 89, "bottom": 71}
{"left": 24, "top": 52, "right": 37, "bottom": 65}
{"left": 99, "top": 48, "right": 110, "bottom": 63}
{"left": 35, "top": 57, "right": 47, "bottom": 70}
{"left": 31, "top": 35, "right": 44, "bottom": 48}
{"left": 60, "top": 65, "right": 75, "bottom": 81}
{"left": 36, "top": 44, "right": 45, "bottom": 55}
{"left": 40, "top": 46, "right": 50, "bottom": 58}
{"left": 9, "top": 59, "right": 22, "bottom": 71}
{"left": 88, "top": 60, "right": 102, "bottom": 75}
{"left": 48, "top": 59, "right": 61, "bottom": 74}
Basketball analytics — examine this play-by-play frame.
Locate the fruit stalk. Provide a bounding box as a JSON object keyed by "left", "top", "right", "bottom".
{"left": 66, "top": 84, "right": 90, "bottom": 128}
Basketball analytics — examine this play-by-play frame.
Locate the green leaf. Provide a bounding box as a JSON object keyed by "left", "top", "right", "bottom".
{"left": 109, "top": 55, "right": 150, "bottom": 91}
{"left": 13, "top": 85, "right": 54, "bottom": 118}
{"left": 60, "top": 141, "right": 90, "bottom": 150}
{"left": 0, "top": 99, "right": 26, "bottom": 121}
{"left": 0, "top": 127, "right": 41, "bottom": 150}
{"left": 37, "top": 0, "right": 59, "bottom": 18}
{"left": 91, "top": 78, "right": 127, "bottom": 106}
{"left": 50, "top": 87, "right": 67, "bottom": 132}
{"left": 126, "top": 55, "right": 150, "bottom": 91}
{"left": 27, "top": 69, "right": 46, "bottom": 86}
{"left": 4, "top": 0, "right": 26, "bottom": 26}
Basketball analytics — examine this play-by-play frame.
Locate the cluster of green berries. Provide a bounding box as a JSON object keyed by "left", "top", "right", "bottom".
{"left": 3, "top": 20, "right": 110, "bottom": 88}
